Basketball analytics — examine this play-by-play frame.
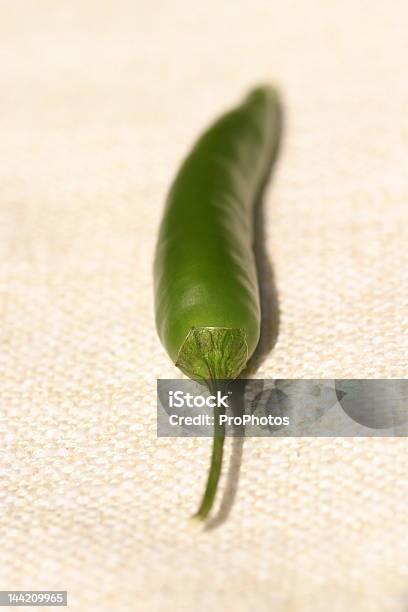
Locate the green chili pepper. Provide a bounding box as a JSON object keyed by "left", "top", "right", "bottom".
{"left": 154, "top": 86, "right": 280, "bottom": 521}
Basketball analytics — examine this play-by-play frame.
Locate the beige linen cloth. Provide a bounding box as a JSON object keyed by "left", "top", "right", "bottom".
{"left": 0, "top": 1, "right": 407, "bottom": 611}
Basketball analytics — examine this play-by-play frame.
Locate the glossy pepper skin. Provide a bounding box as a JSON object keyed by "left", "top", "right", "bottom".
{"left": 154, "top": 86, "right": 279, "bottom": 381}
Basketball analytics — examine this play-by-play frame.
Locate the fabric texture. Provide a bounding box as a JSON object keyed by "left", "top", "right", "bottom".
{"left": 0, "top": 1, "right": 407, "bottom": 610}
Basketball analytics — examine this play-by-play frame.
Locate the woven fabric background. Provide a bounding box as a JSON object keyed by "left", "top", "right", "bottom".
{"left": 0, "top": 1, "right": 407, "bottom": 610}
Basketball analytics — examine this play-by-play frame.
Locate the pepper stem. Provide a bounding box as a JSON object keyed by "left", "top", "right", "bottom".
{"left": 191, "top": 380, "right": 226, "bottom": 521}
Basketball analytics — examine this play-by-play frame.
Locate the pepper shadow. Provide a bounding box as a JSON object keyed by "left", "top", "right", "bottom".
{"left": 205, "top": 90, "right": 284, "bottom": 530}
